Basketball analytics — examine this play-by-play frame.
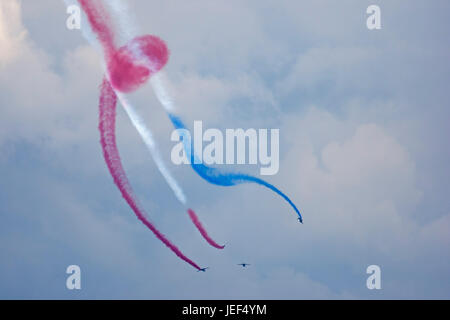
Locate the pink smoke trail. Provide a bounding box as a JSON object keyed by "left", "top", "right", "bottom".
{"left": 79, "top": 0, "right": 224, "bottom": 253}
{"left": 99, "top": 78, "right": 201, "bottom": 270}
{"left": 79, "top": 0, "right": 168, "bottom": 93}
{"left": 187, "top": 209, "right": 225, "bottom": 249}
{"left": 78, "top": 0, "right": 115, "bottom": 55}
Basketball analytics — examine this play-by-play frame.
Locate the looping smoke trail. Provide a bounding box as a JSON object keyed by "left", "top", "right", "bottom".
{"left": 101, "top": 0, "right": 303, "bottom": 223}
{"left": 99, "top": 78, "right": 201, "bottom": 270}
{"left": 76, "top": 0, "right": 300, "bottom": 269}
{"left": 77, "top": 0, "right": 224, "bottom": 258}
{"left": 169, "top": 114, "right": 303, "bottom": 223}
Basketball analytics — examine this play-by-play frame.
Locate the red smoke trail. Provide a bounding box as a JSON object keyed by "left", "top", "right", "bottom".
{"left": 99, "top": 78, "right": 201, "bottom": 270}
{"left": 78, "top": 0, "right": 115, "bottom": 55}
{"left": 80, "top": 0, "right": 224, "bottom": 258}
{"left": 188, "top": 209, "right": 225, "bottom": 249}
{"left": 78, "top": 0, "right": 167, "bottom": 93}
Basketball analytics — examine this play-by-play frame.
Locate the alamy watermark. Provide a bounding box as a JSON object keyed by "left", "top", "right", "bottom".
{"left": 367, "top": 5, "right": 381, "bottom": 30}
{"left": 366, "top": 265, "right": 381, "bottom": 290}
{"left": 66, "top": 5, "right": 81, "bottom": 30}
{"left": 66, "top": 265, "right": 81, "bottom": 290}
{"left": 170, "top": 121, "right": 280, "bottom": 175}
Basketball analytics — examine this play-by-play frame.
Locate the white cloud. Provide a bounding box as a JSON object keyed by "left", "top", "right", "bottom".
{"left": 281, "top": 109, "right": 422, "bottom": 241}
{"left": 1, "top": 0, "right": 449, "bottom": 299}
{"left": 0, "top": 0, "right": 26, "bottom": 65}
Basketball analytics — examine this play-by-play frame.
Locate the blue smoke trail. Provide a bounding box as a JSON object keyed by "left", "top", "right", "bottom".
{"left": 168, "top": 114, "right": 303, "bottom": 223}
{"left": 97, "top": 0, "right": 303, "bottom": 223}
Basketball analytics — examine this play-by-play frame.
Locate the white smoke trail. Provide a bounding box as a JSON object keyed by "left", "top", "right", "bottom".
{"left": 67, "top": 0, "right": 187, "bottom": 204}
{"left": 150, "top": 72, "right": 177, "bottom": 113}
{"left": 104, "top": 0, "right": 138, "bottom": 44}
{"left": 115, "top": 92, "right": 187, "bottom": 204}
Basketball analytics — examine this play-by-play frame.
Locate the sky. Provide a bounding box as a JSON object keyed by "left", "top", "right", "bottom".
{"left": 0, "top": 0, "right": 449, "bottom": 299}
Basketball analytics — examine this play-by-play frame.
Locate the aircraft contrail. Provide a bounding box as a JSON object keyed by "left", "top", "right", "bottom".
{"left": 74, "top": 0, "right": 224, "bottom": 269}
{"left": 100, "top": 0, "right": 303, "bottom": 223}
{"left": 71, "top": 0, "right": 302, "bottom": 269}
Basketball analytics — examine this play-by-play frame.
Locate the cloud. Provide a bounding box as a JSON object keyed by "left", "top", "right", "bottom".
{"left": 0, "top": 0, "right": 26, "bottom": 65}
{"left": 0, "top": 0, "right": 449, "bottom": 299}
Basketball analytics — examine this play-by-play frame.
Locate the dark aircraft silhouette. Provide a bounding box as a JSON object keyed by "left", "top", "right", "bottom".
{"left": 238, "top": 263, "right": 250, "bottom": 267}
{"left": 298, "top": 217, "right": 303, "bottom": 224}
{"left": 198, "top": 267, "right": 209, "bottom": 272}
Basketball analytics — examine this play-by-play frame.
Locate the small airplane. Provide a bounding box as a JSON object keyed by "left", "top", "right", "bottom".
{"left": 238, "top": 263, "right": 250, "bottom": 268}
{"left": 197, "top": 267, "right": 209, "bottom": 272}
{"left": 298, "top": 217, "right": 303, "bottom": 224}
